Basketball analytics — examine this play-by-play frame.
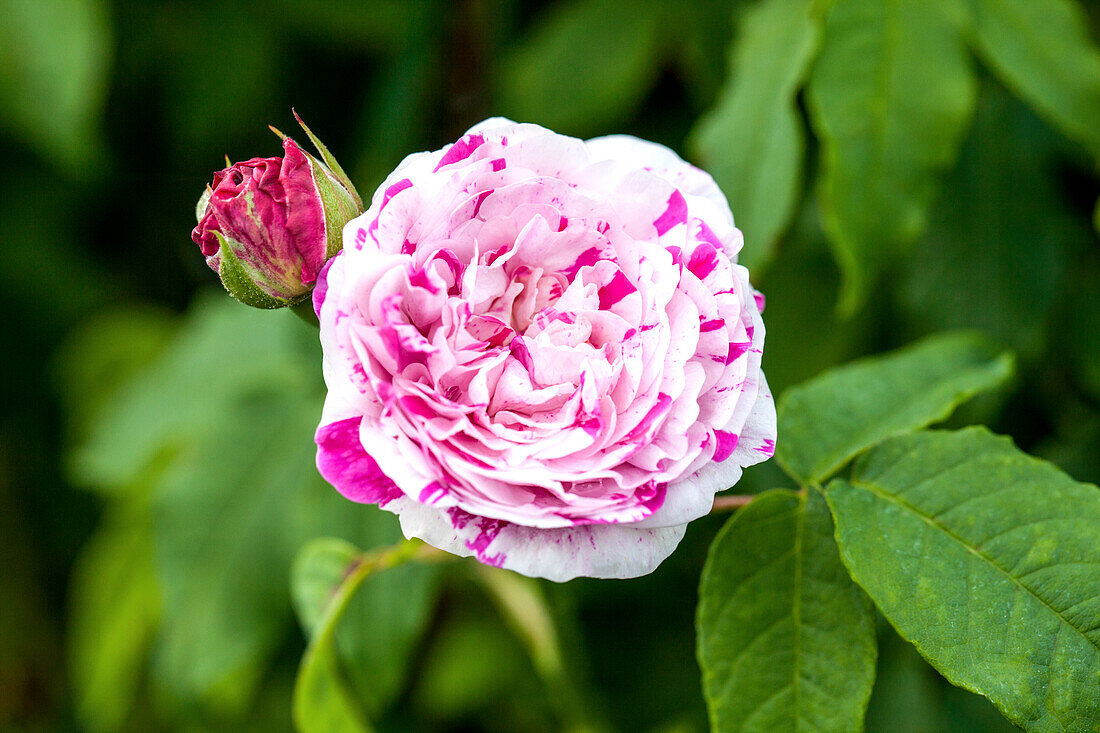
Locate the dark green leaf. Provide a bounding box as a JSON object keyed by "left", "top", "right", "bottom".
{"left": 776, "top": 331, "right": 1014, "bottom": 484}
{"left": 898, "top": 83, "right": 1085, "bottom": 360}
{"left": 969, "top": 0, "right": 1100, "bottom": 160}
{"left": 698, "top": 489, "right": 877, "bottom": 732}
{"left": 497, "top": 0, "right": 664, "bottom": 136}
{"left": 807, "top": 0, "right": 976, "bottom": 312}
{"left": 690, "top": 0, "right": 822, "bottom": 270}
{"left": 827, "top": 427, "right": 1100, "bottom": 732}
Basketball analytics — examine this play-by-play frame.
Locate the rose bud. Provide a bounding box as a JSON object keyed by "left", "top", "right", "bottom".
{"left": 313, "top": 119, "right": 776, "bottom": 581}
{"left": 192, "top": 117, "right": 362, "bottom": 308}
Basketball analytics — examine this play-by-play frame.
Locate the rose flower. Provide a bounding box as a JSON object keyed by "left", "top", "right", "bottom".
{"left": 314, "top": 119, "right": 776, "bottom": 580}
{"left": 193, "top": 130, "right": 361, "bottom": 308}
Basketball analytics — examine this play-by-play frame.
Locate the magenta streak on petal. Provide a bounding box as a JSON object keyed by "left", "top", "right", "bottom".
{"left": 446, "top": 507, "right": 473, "bottom": 530}
{"left": 401, "top": 239, "right": 416, "bottom": 254}
{"left": 695, "top": 218, "right": 724, "bottom": 250}
{"left": 624, "top": 393, "right": 673, "bottom": 444}
{"left": 315, "top": 417, "right": 405, "bottom": 506}
{"left": 368, "top": 178, "right": 414, "bottom": 240}
{"left": 756, "top": 438, "right": 776, "bottom": 457}
{"left": 472, "top": 189, "right": 493, "bottom": 218}
{"left": 561, "top": 247, "right": 602, "bottom": 279}
{"left": 419, "top": 481, "right": 449, "bottom": 505}
{"left": 447, "top": 508, "right": 506, "bottom": 567}
{"left": 433, "top": 133, "right": 486, "bottom": 171}
{"left": 432, "top": 248, "right": 464, "bottom": 283}
{"left": 623, "top": 328, "right": 637, "bottom": 339}
{"left": 398, "top": 395, "right": 436, "bottom": 419}
{"left": 491, "top": 158, "right": 506, "bottom": 172}
{"left": 510, "top": 335, "right": 533, "bottom": 371}
{"left": 687, "top": 243, "right": 719, "bottom": 280}
{"left": 638, "top": 481, "right": 668, "bottom": 513}
{"left": 754, "top": 292, "right": 766, "bottom": 312}
{"left": 712, "top": 430, "right": 740, "bottom": 462}
{"left": 467, "top": 517, "right": 507, "bottom": 559}
{"left": 597, "top": 270, "right": 637, "bottom": 310}
{"left": 557, "top": 216, "right": 569, "bottom": 232}
{"left": 407, "top": 267, "right": 440, "bottom": 293}
{"left": 722, "top": 341, "right": 752, "bottom": 365}
{"left": 312, "top": 254, "right": 338, "bottom": 317}
{"left": 653, "top": 190, "right": 688, "bottom": 235}
{"left": 354, "top": 227, "right": 367, "bottom": 248}
{"left": 699, "top": 318, "right": 724, "bottom": 333}
{"left": 381, "top": 179, "right": 413, "bottom": 208}
{"left": 666, "top": 246, "right": 683, "bottom": 265}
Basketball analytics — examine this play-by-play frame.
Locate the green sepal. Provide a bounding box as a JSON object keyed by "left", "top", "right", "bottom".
{"left": 214, "top": 231, "right": 289, "bottom": 310}
{"left": 195, "top": 186, "right": 212, "bottom": 224}
{"left": 294, "top": 110, "right": 364, "bottom": 211}
{"left": 306, "top": 153, "right": 361, "bottom": 260}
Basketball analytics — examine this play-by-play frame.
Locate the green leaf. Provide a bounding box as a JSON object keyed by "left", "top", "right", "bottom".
{"left": 969, "top": 0, "right": 1100, "bottom": 160}
{"left": 698, "top": 489, "right": 877, "bottom": 732}
{"left": 497, "top": 0, "right": 664, "bottom": 136}
{"left": 151, "top": 393, "right": 330, "bottom": 712}
{"left": 292, "top": 540, "right": 373, "bottom": 733}
{"left": 293, "top": 539, "right": 362, "bottom": 637}
{"left": 292, "top": 534, "right": 438, "bottom": 719}
{"left": 807, "top": 0, "right": 977, "bottom": 313}
{"left": 68, "top": 504, "right": 160, "bottom": 733}
{"left": 53, "top": 305, "right": 175, "bottom": 448}
{"left": 70, "top": 296, "right": 342, "bottom": 710}
{"left": 71, "top": 294, "right": 316, "bottom": 493}
{"left": 293, "top": 540, "right": 428, "bottom": 733}
{"left": 689, "top": 0, "right": 822, "bottom": 271}
{"left": 776, "top": 331, "right": 1014, "bottom": 484}
{"left": 826, "top": 427, "right": 1100, "bottom": 732}
{"left": 0, "top": 0, "right": 111, "bottom": 171}
{"left": 898, "top": 82, "right": 1085, "bottom": 361}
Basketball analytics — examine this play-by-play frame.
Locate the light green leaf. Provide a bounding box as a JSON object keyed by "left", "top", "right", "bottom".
{"left": 71, "top": 295, "right": 346, "bottom": 710}
{"left": 68, "top": 505, "right": 161, "bottom": 733}
{"left": 698, "top": 488, "right": 876, "bottom": 732}
{"left": 53, "top": 305, "right": 175, "bottom": 447}
{"left": 497, "top": 0, "right": 664, "bottom": 136}
{"left": 71, "top": 294, "right": 316, "bottom": 493}
{"left": 689, "top": 0, "right": 822, "bottom": 270}
{"left": 0, "top": 0, "right": 111, "bottom": 170}
{"left": 827, "top": 427, "right": 1100, "bottom": 732}
{"left": 969, "top": 0, "right": 1100, "bottom": 160}
{"left": 776, "top": 331, "right": 1014, "bottom": 484}
{"left": 293, "top": 540, "right": 429, "bottom": 733}
{"left": 807, "top": 0, "right": 977, "bottom": 312}
{"left": 898, "top": 83, "right": 1085, "bottom": 361}
{"left": 293, "top": 539, "right": 362, "bottom": 637}
{"left": 151, "top": 393, "right": 330, "bottom": 712}
{"left": 292, "top": 533, "right": 438, "bottom": 719}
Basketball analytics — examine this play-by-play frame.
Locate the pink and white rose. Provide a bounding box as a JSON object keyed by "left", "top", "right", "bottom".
{"left": 314, "top": 118, "right": 776, "bottom": 581}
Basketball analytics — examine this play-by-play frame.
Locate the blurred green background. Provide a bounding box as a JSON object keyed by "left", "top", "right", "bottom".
{"left": 1, "top": 0, "right": 1099, "bottom": 731}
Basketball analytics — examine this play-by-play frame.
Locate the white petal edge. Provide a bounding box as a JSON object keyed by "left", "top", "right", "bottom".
{"left": 391, "top": 498, "right": 687, "bottom": 582}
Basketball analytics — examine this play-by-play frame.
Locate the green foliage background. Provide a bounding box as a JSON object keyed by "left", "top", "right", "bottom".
{"left": 1, "top": 0, "right": 1098, "bottom": 731}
